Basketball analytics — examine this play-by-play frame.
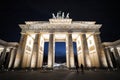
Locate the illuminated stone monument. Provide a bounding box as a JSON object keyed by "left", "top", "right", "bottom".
{"left": 12, "top": 12, "right": 108, "bottom": 69}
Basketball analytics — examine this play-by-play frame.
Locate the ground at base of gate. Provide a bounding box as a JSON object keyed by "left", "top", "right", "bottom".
{"left": 0, "top": 69, "right": 120, "bottom": 80}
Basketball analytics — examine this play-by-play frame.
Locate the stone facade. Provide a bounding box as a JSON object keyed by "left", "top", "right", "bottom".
{"left": 0, "top": 39, "right": 18, "bottom": 69}
{"left": 0, "top": 12, "right": 119, "bottom": 69}
{"left": 102, "top": 39, "right": 120, "bottom": 68}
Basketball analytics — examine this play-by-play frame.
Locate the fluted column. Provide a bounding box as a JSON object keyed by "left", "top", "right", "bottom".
{"left": 113, "top": 47, "right": 119, "bottom": 59}
{"left": 20, "top": 33, "right": 34, "bottom": 68}
{"left": 76, "top": 35, "right": 84, "bottom": 67}
{"left": 93, "top": 33, "right": 107, "bottom": 67}
{"left": 112, "top": 47, "right": 120, "bottom": 67}
{"left": 37, "top": 34, "right": 44, "bottom": 68}
{"left": 0, "top": 47, "right": 7, "bottom": 68}
{"left": 20, "top": 34, "right": 29, "bottom": 68}
{"left": 80, "top": 33, "right": 90, "bottom": 67}
{"left": 39, "top": 40, "right": 45, "bottom": 68}
{"left": 8, "top": 48, "right": 17, "bottom": 69}
{"left": 66, "top": 34, "right": 69, "bottom": 68}
{"left": 48, "top": 33, "right": 55, "bottom": 68}
{"left": 4, "top": 48, "right": 13, "bottom": 68}
{"left": 14, "top": 34, "right": 27, "bottom": 68}
{"left": 30, "top": 34, "right": 39, "bottom": 68}
{"left": 93, "top": 33, "right": 102, "bottom": 67}
{"left": 66, "top": 32, "right": 75, "bottom": 68}
{"left": 104, "top": 47, "right": 113, "bottom": 68}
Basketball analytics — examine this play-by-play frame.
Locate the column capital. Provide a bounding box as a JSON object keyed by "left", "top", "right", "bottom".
{"left": 9, "top": 47, "right": 15, "bottom": 50}
{"left": 49, "top": 33, "right": 54, "bottom": 34}
{"left": 79, "top": 32, "right": 86, "bottom": 34}
{"left": 21, "top": 32, "right": 25, "bottom": 34}
{"left": 105, "top": 47, "right": 110, "bottom": 49}
{"left": 34, "top": 33, "right": 41, "bottom": 34}
{"left": 67, "top": 32, "right": 73, "bottom": 35}
{"left": 94, "top": 32, "right": 101, "bottom": 35}
{"left": 49, "top": 30, "right": 55, "bottom": 33}
{"left": 67, "top": 30, "right": 73, "bottom": 33}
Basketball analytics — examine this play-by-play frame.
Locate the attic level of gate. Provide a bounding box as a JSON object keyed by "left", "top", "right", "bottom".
{"left": 19, "top": 12, "right": 101, "bottom": 33}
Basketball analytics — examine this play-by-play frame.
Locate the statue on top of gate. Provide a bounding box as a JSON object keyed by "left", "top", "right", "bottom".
{"left": 52, "top": 11, "right": 69, "bottom": 19}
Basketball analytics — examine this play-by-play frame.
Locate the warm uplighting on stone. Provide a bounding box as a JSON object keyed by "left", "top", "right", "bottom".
{"left": 1, "top": 12, "right": 120, "bottom": 70}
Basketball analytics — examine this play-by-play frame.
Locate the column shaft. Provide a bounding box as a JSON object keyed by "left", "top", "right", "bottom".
{"left": 94, "top": 33, "right": 107, "bottom": 67}
{"left": 80, "top": 33, "right": 90, "bottom": 67}
{"left": 14, "top": 34, "right": 27, "bottom": 68}
{"left": 20, "top": 34, "right": 28, "bottom": 68}
{"left": 48, "top": 33, "right": 55, "bottom": 68}
{"left": 30, "top": 34, "right": 39, "bottom": 68}
{"left": 37, "top": 34, "right": 44, "bottom": 68}
{"left": 66, "top": 35, "right": 69, "bottom": 68}
{"left": 76, "top": 35, "right": 84, "bottom": 67}
{"left": 93, "top": 33, "right": 102, "bottom": 67}
{"left": 113, "top": 47, "right": 119, "bottom": 59}
{"left": 9, "top": 48, "right": 17, "bottom": 69}
{"left": 104, "top": 47, "right": 113, "bottom": 68}
{"left": 5, "top": 48, "right": 13, "bottom": 68}
{"left": 113, "top": 47, "right": 120, "bottom": 67}
{"left": 66, "top": 33, "right": 75, "bottom": 68}
{"left": 0, "top": 47, "right": 7, "bottom": 68}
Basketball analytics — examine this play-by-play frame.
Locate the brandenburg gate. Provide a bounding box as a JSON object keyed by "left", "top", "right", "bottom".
{"left": 13, "top": 12, "right": 108, "bottom": 69}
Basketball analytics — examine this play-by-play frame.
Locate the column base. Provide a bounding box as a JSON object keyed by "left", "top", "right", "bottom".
{"left": 68, "top": 67, "right": 76, "bottom": 70}
{"left": 46, "top": 67, "right": 53, "bottom": 70}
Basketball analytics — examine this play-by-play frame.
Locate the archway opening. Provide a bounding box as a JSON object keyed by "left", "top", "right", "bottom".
{"left": 43, "top": 42, "right": 49, "bottom": 65}
{"left": 73, "top": 42, "right": 77, "bottom": 63}
{"left": 55, "top": 42, "right": 66, "bottom": 63}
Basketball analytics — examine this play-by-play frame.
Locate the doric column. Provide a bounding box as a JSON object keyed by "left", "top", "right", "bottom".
{"left": 66, "top": 33, "right": 69, "bottom": 68}
{"left": 5, "top": 47, "right": 17, "bottom": 69}
{"left": 104, "top": 47, "right": 113, "bottom": 68}
{"left": 8, "top": 48, "right": 17, "bottom": 69}
{"left": 35, "top": 34, "right": 39, "bottom": 68}
{"left": 113, "top": 47, "right": 119, "bottom": 59}
{"left": 112, "top": 47, "right": 120, "bottom": 67}
{"left": 80, "top": 33, "right": 90, "bottom": 67}
{"left": 93, "top": 33, "right": 101, "bottom": 67}
{"left": 76, "top": 35, "right": 82, "bottom": 67}
{"left": 30, "top": 34, "right": 39, "bottom": 68}
{"left": 66, "top": 32, "right": 75, "bottom": 68}
{"left": 14, "top": 34, "right": 27, "bottom": 68}
{"left": 20, "top": 34, "right": 29, "bottom": 68}
{"left": 33, "top": 33, "right": 45, "bottom": 68}
{"left": 38, "top": 35, "right": 44, "bottom": 68}
{"left": 0, "top": 47, "right": 7, "bottom": 68}
{"left": 20, "top": 33, "right": 35, "bottom": 68}
{"left": 94, "top": 33, "right": 108, "bottom": 67}
{"left": 4, "top": 48, "right": 13, "bottom": 68}
{"left": 48, "top": 33, "right": 55, "bottom": 68}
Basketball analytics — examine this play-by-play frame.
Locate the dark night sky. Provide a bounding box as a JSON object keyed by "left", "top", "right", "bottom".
{"left": 0, "top": 0, "right": 120, "bottom": 61}
{"left": 0, "top": 0, "right": 120, "bottom": 42}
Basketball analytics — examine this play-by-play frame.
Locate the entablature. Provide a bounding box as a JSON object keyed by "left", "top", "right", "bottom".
{"left": 19, "top": 23, "right": 101, "bottom": 30}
